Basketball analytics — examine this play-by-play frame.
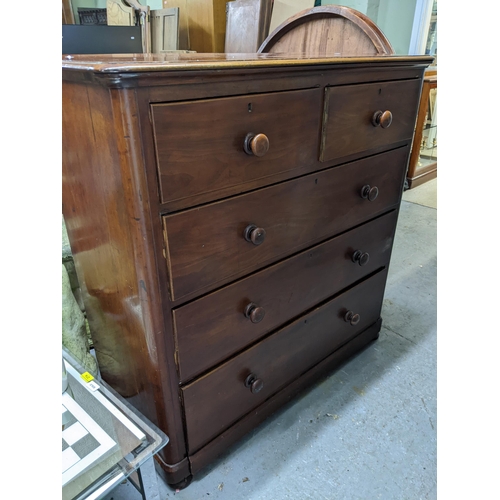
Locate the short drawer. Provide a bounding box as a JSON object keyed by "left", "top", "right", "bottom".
{"left": 182, "top": 268, "right": 388, "bottom": 453}
{"left": 320, "top": 79, "right": 422, "bottom": 162}
{"left": 151, "top": 88, "right": 321, "bottom": 206}
{"left": 163, "top": 146, "right": 408, "bottom": 301}
{"left": 174, "top": 210, "right": 398, "bottom": 382}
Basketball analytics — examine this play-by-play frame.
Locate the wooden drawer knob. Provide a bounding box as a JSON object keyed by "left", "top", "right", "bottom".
{"left": 372, "top": 110, "right": 393, "bottom": 128}
{"left": 361, "top": 185, "right": 379, "bottom": 202}
{"left": 244, "top": 224, "right": 266, "bottom": 245}
{"left": 344, "top": 310, "right": 361, "bottom": 326}
{"left": 245, "top": 373, "right": 264, "bottom": 394}
{"left": 244, "top": 303, "right": 266, "bottom": 323}
{"left": 244, "top": 133, "right": 269, "bottom": 157}
{"left": 352, "top": 250, "right": 370, "bottom": 267}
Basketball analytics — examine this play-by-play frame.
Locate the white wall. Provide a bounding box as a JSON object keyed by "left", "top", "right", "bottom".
{"left": 376, "top": 0, "right": 418, "bottom": 54}
{"left": 321, "top": 0, "right": 418, "bottom": 54}
{"left": 321, "top": 0, "right": 370, "bottom": 14}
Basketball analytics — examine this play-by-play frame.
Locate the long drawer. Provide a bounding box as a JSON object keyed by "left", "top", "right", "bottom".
{"left": 174, "top": 210, "right": 398, "bottom": 382}
{"left": 182, "top": 268, "right": 388, "bottom": 453}
{"left": 321, "top": 79, "right": 422, "bottom": 162}
{"left": 152, "top": 88, "right": 322, "bottom": 206}
{"left": 163, "top": 146, "right": 408, "bottom": 301}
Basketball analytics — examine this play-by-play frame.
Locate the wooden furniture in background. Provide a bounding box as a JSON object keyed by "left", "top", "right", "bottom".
{"left": 258, "top": 5, "right": 394, "bottom": 55}
{"left": 62, "top": 9, "right": 432, "bottom": 489}
{"left": 268, "top": 0, "right": 315, "bottom": 34}
{"left": 78, "top": 8, "right": 108, "bottom": 25}
{"left": 165, "top": 0, "right": 228, "bottom": 52}
{"left": 151, "top": 8, "right": 180, "bottom": 52}
{"left": 406, "top": 69, "right": 437, "bottom": 189}
{"left": 62, "top": 0, "right": 75, "bottom": 24}
{"left": 106, "top": 0, "right": 136, "bottom": 26}
{"left": 225, "top": 0, "right": 273, "bottom": 53}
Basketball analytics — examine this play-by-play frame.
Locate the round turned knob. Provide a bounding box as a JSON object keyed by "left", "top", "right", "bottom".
{"left": 372, "top": 110, "right": 393, "bottom": 128}
{"left": 352, "top": 250, "right": 370, "bottom": 267}
{"left": 361, "top": 185, "right": 379, "bottom": 202}
{"left": 244, "top": 224, "right": 266, "bottom": 246}
{"left": 244, "top": 133, "right": 269, "bottom": 157}
{"left": 244, "top": 303, "right": 266, "bottom": 323}
{"left": 245, "top": 373, "right": 264, "bottom": 394}
{"left": 344, "top": 310, "right": 361, "bottom": 326}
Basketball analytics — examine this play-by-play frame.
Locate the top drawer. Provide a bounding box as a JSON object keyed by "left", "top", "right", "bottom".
{"left": 151, "top": 89, "right": 322, "bottom": 207}
{"left": 320, "top": 79, "right": 422, "bottom": 162}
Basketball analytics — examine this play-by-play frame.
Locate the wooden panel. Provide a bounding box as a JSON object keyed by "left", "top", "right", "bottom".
{"left": 260, "top": 5, "right": 394, "bottom": 55}
{"left": 225, "top": 0, "right": 273, "bottom": 53}
{"left": 163, "top": 146, "right": 408, "bottom": 301}
{"left": 152, "top": 88, "right": 322, "bottom": 206}
{"left": 188, "top": 318, "right": 382, "bottom": 475}
{"left": 407, "top": 77, "right": 437, "bottom": 185}
{"left": 268, "top": 0, "right": 315, "bottom": 34}
{"left": 106, "top": 0, "right": 135, "bottom": 26}
{"left": 321, "top": 79, "right": 421, "bottom": 162}
{"left": 166, "top": 0, "right": 227, "bottom": 52}
{"left": 151, "top": 8, "right": 180, "bottom": 52}
{"left": 267, "top": 16, "right": 377, "bottom": 56}
{"left": 62, "top": 0, "right": 75, "bottom": 24}
{"left": 174, "top": 210, "right": 398, "bottom": 382}
{"left": 62, "top": 82, "right": 187, "bottom": 466}
{"left": 182, "top": 269, "right": 388, "bottom": 453}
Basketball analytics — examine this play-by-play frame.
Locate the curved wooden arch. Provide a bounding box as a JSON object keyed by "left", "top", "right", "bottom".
{"left": 258, "top": 6, "right": 394, "bottom": 56}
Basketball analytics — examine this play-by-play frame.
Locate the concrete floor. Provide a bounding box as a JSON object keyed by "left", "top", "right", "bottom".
{"left": 103, "top": 180, "right": 437, "bottom": 500}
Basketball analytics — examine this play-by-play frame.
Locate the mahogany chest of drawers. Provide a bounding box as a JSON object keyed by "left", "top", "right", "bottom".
{"left": 62, "top": 52, "right": 432, "bottom": 487}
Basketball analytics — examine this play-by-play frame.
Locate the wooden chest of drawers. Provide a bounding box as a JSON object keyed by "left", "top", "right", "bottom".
{"left": 62, "top": 52, "right": 432, "bottom": 487}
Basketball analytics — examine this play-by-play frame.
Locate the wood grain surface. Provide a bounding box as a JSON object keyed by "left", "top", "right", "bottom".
{"left": 182, "top": 269, "right": 388, "bottom": 453}
{"left": 174, "top": 210, "right": 398, "bottom": 382}
{"left": 152, "top": 88, "right": 322, "bottom": 206}
{"left": 321, "top": 79, "right": 422, "bottom": 162}
{"left": 258, "top": 5, "right": 394, "bottom": 55}
{"left": 163, "top": 147, "right": 409, "bottom": 301}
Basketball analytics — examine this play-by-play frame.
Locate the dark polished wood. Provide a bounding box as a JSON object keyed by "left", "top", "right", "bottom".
{"left": 244, "top": 303, "right": 266, "bottom": 324}
{"left": 163, "top": 147, "right": 408, "bottom": 301}
{"left": 372, "top": 110, "right": 393, "bottom": 128}
{"left": 173, "top": 210, "right": 398, "bottom": 382}
{"left": 188, "top": 318, "right": 382, "bottom": 475}
{"left": 243, "top": 224, "right": 266, "bottom": 246}
{"left": 361, "top": 184, "right": 379, "bottom": 201}
{"left": 182, "top": 269, "right": 388, "bottom": 453}
{"left": 62, "top": 82, "right": 188, "bottom": 470}
{"left": 321, "top": 79, "right": 422, "bottom": 162}
{"left": 152, "top": 88, "right": 321, "bottom": 206}
{"left": 244, "top": 132, "right": 270, "bottom": 157}
{"left": 62, "top": 46, "right": 430, "bottom": 487}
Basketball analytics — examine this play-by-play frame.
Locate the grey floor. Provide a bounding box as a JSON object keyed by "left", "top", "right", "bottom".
{"left": 103, "top": 179, "right": 437, "bottom": 500}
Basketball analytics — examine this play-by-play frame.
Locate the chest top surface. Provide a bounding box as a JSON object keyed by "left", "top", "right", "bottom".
{"left": 62, "top": 52, "right": 433, "bottom": 80}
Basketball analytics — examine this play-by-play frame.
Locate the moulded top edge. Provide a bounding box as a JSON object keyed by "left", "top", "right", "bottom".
{"left": 62, "top": 52, "right": 435, "bottom": 73}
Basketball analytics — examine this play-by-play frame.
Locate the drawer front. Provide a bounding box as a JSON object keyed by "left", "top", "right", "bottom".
{"left": 152, "top": 89, "right": 321, "bottom": 206}
{"left": 163, "top": 146, "right": 408, "bottom": 301}
{"left": 174, "top": 210, "right": 398, "bottom": 382}
{"left": 182, "top": 269, "right": 388, "bottom": 453}
{"left": 321, "top": 79, "right": 422, "bottom": 162}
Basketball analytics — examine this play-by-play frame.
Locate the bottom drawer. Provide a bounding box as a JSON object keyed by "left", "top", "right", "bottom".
{"left": 182, "top": 268, "right": 389, "bottom": 453}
